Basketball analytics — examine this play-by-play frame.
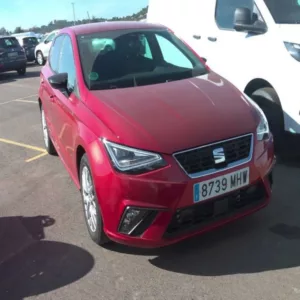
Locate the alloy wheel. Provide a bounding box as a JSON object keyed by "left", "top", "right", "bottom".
{"left": 81, "top": 166, "right": 98, "bottom": 233}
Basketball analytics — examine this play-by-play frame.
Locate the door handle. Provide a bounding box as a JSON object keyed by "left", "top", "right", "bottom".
{"left": 208, "top": 37, "right": 217, "bottom": 42}
{"left": 193, "top": 35, "right": 201, "bottom": 40}
{"left": 50, "top": 95, "right": 55, "bottom": 103}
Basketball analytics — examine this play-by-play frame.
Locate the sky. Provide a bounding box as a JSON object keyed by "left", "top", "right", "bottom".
{"left": 0, "top": 0, "right": 149, "bottom": 31}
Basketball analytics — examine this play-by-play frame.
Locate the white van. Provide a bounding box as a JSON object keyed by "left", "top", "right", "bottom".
{"left": 148, "top": 0, "right": 300, "bottom": 145}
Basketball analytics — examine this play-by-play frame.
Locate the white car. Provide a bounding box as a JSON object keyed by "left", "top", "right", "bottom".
{"left": 147, "top": 0, "right": 300, "bottom": 149}
{"left": 35, "top": 30, "right": 59, "bottom": 66}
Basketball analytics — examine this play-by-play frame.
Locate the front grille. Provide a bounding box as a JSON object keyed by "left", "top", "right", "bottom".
{"left": 174, "top": 134, "right": 253, "bottom": 177}
{"left": 164, "top": 181, "right": 266, "bottom": 238}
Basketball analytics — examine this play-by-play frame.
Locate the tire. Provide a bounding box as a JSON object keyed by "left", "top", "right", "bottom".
{"left": 251, "top": 87, "right": 284, "bottom": 152}
{"left": 17, "top": 67, "right": 26, "bottom": 76}
{"left": 79, "top": 154, "right": 110, "bottom": 246}
{"left": 36, "top": 51, "right": 45, "bottom": 66}
{"left": 40, "top": 106, "right": 57, "bottom": 155}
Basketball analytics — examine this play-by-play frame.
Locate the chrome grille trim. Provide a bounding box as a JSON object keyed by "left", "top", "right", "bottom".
{"left": 173, "top": 133, "right": 254, "bottom": 179}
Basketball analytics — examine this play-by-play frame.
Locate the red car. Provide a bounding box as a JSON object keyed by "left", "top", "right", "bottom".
{"left": 39, "top": 21, "right": 275, "bottom": 248}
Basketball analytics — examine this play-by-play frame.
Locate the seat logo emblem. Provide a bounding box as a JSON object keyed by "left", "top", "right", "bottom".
{"left": 213, "top": 147, "right": 225, "bottom": 164}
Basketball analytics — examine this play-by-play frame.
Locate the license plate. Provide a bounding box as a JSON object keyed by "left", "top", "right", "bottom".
{"left": 193, "top": 167, "right": 250, "bottom": 203}
{"left": 8, "top": 52, "right": 17, "bottom": 57}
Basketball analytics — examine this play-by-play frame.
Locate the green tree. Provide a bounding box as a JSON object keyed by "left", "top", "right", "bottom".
{"left": 14, "top": 26, "right": 24, "bottom": 33}
{"left": 0, "top": 27, "right": 7, "bottom": 35}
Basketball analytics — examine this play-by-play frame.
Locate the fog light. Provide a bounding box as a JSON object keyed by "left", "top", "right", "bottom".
{"left": 118, "top": 207, "right": 148, "bottom": 235}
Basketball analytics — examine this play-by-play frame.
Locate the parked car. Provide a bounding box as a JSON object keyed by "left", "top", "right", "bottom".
{"left": 0, "top": 36, "right": 27, "bottom": 75}
{"left": 16, "top": 36, "right": 39, "bottom": 62}
{"left": 35, "top": 30, "right": 59, "bottom": 66}
{"left": 147, "top": 0, "right": 300, "bottom": 151}
{"left": 38, "top": 21, "right": 275, "bottom": 248}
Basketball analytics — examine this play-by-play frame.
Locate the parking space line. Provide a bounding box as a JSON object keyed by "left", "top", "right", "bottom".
{"left": 14, "top": 100, "right": 37, "bottom": 104}
{"left": 0, "top": 137, "right": 47, "bottom": 163}
{"left": 0, "top": 138, "right": 45, "bottom": 152}
{"left": 0, "top": 94, "right": 38, "bottom": 106}
{"left": 0, "top": 100, "right": 14, "bottom": 106}
{"left": 15, "top": 94, "right": 38, "bottom": 100}
{"left": 26, "top": 152, "right": 48, "bottom": 163}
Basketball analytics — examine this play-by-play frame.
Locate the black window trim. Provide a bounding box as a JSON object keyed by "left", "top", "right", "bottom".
{"left": 214, "top": 0, "right": 268, "bottom": 32}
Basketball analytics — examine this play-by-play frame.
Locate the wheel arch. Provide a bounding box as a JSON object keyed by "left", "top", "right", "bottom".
{"left": 76, "top": 144, "right": 86, "bottom": 184}
{"left": 244, "top": 78, "right": 282, "bottom": 107}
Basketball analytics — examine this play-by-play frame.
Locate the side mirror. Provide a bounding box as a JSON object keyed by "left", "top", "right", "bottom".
{"left": 233, "top": 7, "right": 267, "bottom": 34}
{"left": 48, "top": 73, "right": 68, "bottom": 90}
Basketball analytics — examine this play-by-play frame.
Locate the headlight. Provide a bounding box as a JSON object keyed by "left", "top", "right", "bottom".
{"left": 284, "top": 42, "right": 300, "bottom": 62}
{"left": 102, "top": 139, "right": 167, "bottom": 174}
{"left": 243, "top": 94, "right": 270, "bottom": 141}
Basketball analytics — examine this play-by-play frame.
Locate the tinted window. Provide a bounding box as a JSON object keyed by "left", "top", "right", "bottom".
{"left": 23, "top": 37, "right": 38, "bottom": 46}
{"left": 0, "top": 37, "right": 19, "bottom": 48}
{"left": 77, "top": 29, "right": 207, "bottom": 90}
{"left": 215, "top": 0, "right": 254, "bottom": 29}
{"left": 49, "top": 35, "right": 65, "bottom": 73}
{"left": 264, "top": 0, "right": 300, "bottom": 24}
{"left": 58, "top": 36, "right": 76, "bottom": 92}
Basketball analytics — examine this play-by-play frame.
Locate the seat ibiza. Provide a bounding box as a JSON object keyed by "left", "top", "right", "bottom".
{"left": 38, "top": 21, "right": 275, "bottom": 248}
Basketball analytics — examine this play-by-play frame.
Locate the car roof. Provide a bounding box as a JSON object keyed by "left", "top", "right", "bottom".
{"left": 0, "top": 36, "right": 17, "bottom": 39}
{"left": 61, "top": 21, "right": 167, "bottom": 36}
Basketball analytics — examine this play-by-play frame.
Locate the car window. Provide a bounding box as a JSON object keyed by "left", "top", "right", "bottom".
{"left": 77, "top": 29, "right": 207, "bottom": 90}
{"left": 215, "top": 0, "right": 254, "bottom": 30}
{"left": 23, "top": 37, "right": 38, "bottom": 46}
{"left": 49, "top": 35, "right": 65, "bottom": 73}
{"left": 0, "top": 37, "right": 19, "bottom": 48}
{"left": 140, "top": 34, "right": 153, "bottom": 59}
{"left": 45, "top": 32, "right": 56, "bottom": 43}
{"left": 263, "top": 0, "right": 300, "bottom": 24}
{"left": 253, "top": 4, "right": 264, "bottom": 23}
{"left": 155, "top": 34, "right": 193, "bottom": 69}
{"left": 58, "top": 35, "right": 76, "bottom": 93}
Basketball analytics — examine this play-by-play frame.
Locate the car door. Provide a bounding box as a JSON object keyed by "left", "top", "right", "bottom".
{"left": 41, "top": 34, "right": 65, "bottom": 145}
{"left": 200, "top": 0, "right": 268, "bottom": 91}
{"left": 178, "top": 0, "right": 217, "bottom": 62}
{"left": 50, "top": 34, "right": 79, "bottom": 171}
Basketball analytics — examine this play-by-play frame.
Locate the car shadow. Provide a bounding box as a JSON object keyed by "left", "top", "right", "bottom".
{"left": 26, "top": 62, "right": 39, "bottom": 68}
{"left": 276, "top": 132, "right": 300, "bottom": 168}
{"left": 0, "top": 216, "right": 94, "bottom": 300}
{"left": 0, "top": 69, "right": 41, "bottom": 83}
{"left": 104, "top": 158, "right": 300, "bottom": 276}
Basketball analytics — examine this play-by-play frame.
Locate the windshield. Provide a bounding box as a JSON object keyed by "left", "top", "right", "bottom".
{"left": 77, "top": 29, "right": 208, "bottom": 90}
{"left": 23, "top": 37, "right": 38, "bottom": 46}
{"left": 264, "top": 0, "right": 300, "bottom": 24}
{"left": 0, "top": 37, "right": 19, "bottom": 49}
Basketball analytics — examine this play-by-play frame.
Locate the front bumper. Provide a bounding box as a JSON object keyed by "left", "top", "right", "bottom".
{"left": 90, "top": 135, "right": 275, "bottom": 248}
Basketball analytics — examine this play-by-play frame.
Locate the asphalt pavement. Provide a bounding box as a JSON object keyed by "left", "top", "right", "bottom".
{"left": 1, "top": 65, "right": 300, "bottom": 300}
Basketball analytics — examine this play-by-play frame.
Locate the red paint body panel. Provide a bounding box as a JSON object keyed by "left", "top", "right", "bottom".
{"left": 39, "top": 21, "right": 275, "bottom": 248}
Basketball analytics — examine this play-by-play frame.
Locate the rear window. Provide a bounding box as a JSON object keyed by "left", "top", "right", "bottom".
{"left": 0, "top": 37, "right": 20, "bottom": 48}
{"left": 23, "top": 37, "right": 38, "bottom": 46}
{"left": 77, "top": 28, "right": 208, "bottom": 90}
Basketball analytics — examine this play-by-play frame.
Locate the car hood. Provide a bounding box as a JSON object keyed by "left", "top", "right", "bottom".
{"left": 89, "top": 72, "right": 258, "bottom": 154}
